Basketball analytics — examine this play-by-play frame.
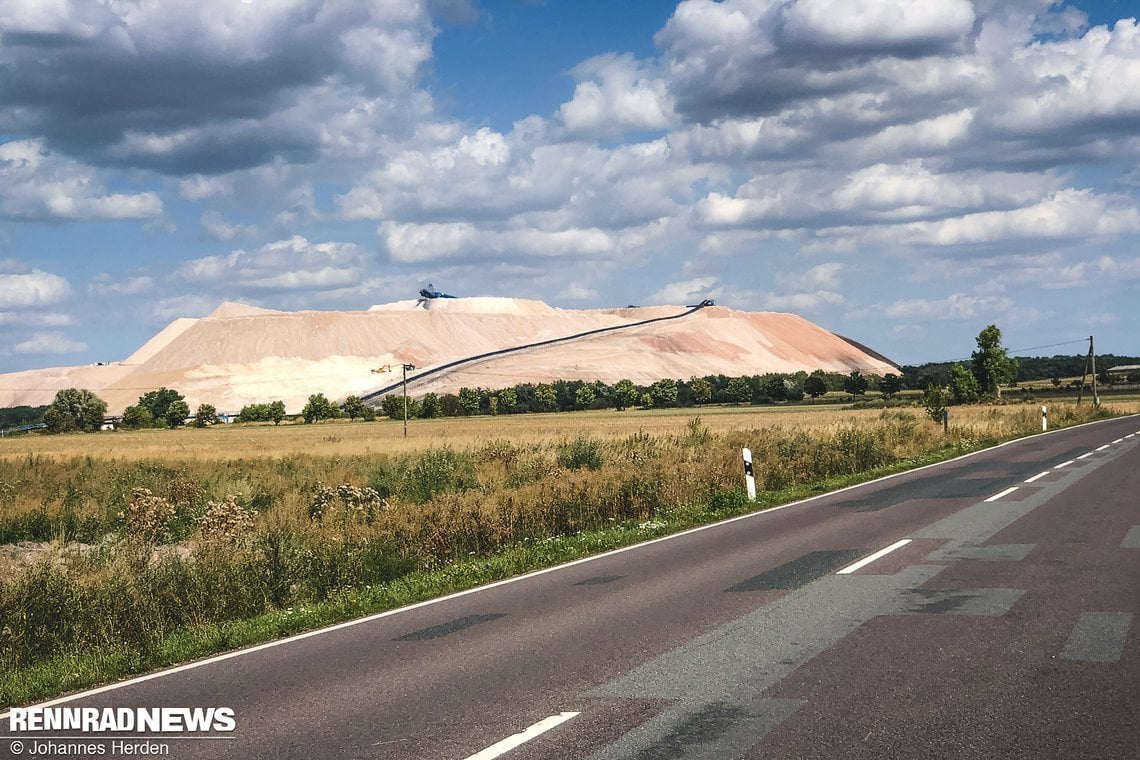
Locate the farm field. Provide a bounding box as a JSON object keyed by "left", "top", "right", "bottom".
{"left": 4, "top": 397, "right": 1136, "bottom": 461}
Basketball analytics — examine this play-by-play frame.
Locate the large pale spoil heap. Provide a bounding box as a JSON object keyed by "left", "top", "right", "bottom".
{"left": 0, "top": 298, "right": 898, "bottom": 415}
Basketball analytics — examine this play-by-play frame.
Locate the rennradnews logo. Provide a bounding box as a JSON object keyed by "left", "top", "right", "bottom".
{"left": 8, "top": 707, "right": 236, "bottom": 733}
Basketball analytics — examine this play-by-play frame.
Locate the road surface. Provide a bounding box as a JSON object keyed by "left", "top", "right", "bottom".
{"left": 3, "top": 415, "right": 1138, "bottom": 759}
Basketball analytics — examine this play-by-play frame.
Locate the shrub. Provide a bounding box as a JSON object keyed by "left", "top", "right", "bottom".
{"left": 557, "top": 437, "right": 604, "bottom": 470}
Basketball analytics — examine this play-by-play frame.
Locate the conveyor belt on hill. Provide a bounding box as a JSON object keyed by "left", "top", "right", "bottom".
{"left": 361, "top": 302, "right": 710, "bottom": 403}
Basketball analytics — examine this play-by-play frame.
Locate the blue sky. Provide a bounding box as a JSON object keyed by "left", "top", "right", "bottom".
{"left": 1, "top": 0, "right": 1139, "bottom": 373}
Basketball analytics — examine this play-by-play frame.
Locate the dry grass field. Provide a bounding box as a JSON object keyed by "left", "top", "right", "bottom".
{"left": 5, "top": 399, "right": 1134, "bottom": 461}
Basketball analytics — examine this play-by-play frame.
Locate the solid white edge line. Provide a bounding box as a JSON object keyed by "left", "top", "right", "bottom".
{"left": 1096, "top": 444, "right": 1111, "bottom": 451}
{"left": 1078, "top": 452, "right": 1094, "bottom": 460}
{"left": 2, "top": 412, "right": 1136, "bottom": 720}
{"left": 1024, "top": 471, "right": 1051, "bottom": 484}
{"left": 985, "top": 486, "right": 1019, "bottom": 503}
{"left": 464, "top": 712, "right": 580, "bottom": 760}
{"left": 836, "top": 539, "right": 912, "bottom": 575}
{"left": 1127, "top": 434, "right": 1135, "bottom": 439}
{"left": 1113, "top": 438, "right": 1124, "bottom": 444}
{"left": 1055, "top": 460, "right": 1076, "bottom": 469}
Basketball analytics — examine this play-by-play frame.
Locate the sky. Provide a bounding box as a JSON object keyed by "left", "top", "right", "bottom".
{"left": 1, "top": 0, "right": 1138, "bottom": 373}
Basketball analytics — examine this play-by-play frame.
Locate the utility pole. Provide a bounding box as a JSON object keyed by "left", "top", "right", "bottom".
{"left": 402, "top": 363, "right": 415, "bottom": 437}
{"left": 1090, "top": 335, "right": 1099, "bottom": 406}
{"left": 1076, "top": 336, "right": 1098, "bottom": 406}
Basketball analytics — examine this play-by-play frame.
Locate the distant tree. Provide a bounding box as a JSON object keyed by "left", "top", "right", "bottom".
{"left": 650, "top": 379, "right": 679, "bottom": 408}
{"left": 1050, "top": 374, "right": 1062, "bottom": 388}
{"left": 726, "top": 376, "right": 752, "bottom": 404}
{"left": 138, "top": 388, "right": 185, "bottom": 427}
{"left": 923, "top": 385, "right": 948, "bottom": 423}
{"left": 120, "top": 404, "right": 153, "bottom": 430}
{"left": 535, "top": 384, "right": 558, "bottom": 412}
{"left": 612, "top": 379, "right": 640, "bottom": 411}
{"left": 763, "top": 374, "right": 787, "bottom": 402}
{"left": 689, "top": 377, "right": 712, "bottom": 405}
{"left": 804, "top": 375, "right": 828, "bottom": 399}
{"left": 458, "top": 387, "right": 481, "bottom": 416}
{"left": 165, "top": 399, "right": 190, "bottom": 428}
{"left": 496, "top": 388, "right": 517, "bottom": 414}
{"left": 302, "top": 393, "right": 337, "bottom": 423}
{"left": 43, "top": 388, "right": 108, "bottom": 434}
{"left": 193, "top": 403, "right": 218, "bottom": 427}
{"left": 267, "top": 400, "right": 286, "bottom": 425}
{"left": 948, "top": 363, "right": 980, "bottom": 404}
{"left": 880, "top": 374, "right": 903, "bottom": 399}
{"left": 971, "top": 325, "right": 1018, "bottom": 398}
{"left": 341, "top": 395, "right": 368, "bottom": 421}
{"left": 439, "top": 393, "right": 462, "bottom": 417}
{"left": 843, "top": 370, "right": 868, "bottom": 397}
{"left": 380, "top": 395, "right": 418, "bottom": 420}
{"left": 575, "top": 385, "right": 596, "bottom": 410}
{"left": 419, "top": 393, "right": 442, "bottom": 419}
{"left": 784, "top": 380, "right": 805, "bottom": 402}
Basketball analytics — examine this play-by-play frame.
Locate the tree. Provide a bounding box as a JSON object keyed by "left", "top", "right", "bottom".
{"left": 419, "top": 393, "right": 442, "bottom": 418}
{"left": 650, "top": 379, "right": 679, "bottom": 408}
{"left": 193, "top": 403, "right": 218, "bottom": 427}
{"left": 302, "top": 393, "right": 337, "bottom": 423}
{"left": 843, "top": 371, "right": 868, "bottom": 397}
{"left": 923, "top": 385, "right": 948, "bottom": 423}
{"left": 726, "top": 376, "right": 752, "bottom": 404}
{"left": 165, "top": 400, "right": 190, "bottom": 428}
{"left": 612, "top": 379, "right": 639, "bottom": 411}
{"left": 43, "top": 388, "right": 107, "bottom": 434}
{"left": 535, "top": 384, "right": 558, "bottom": 412}
{"left": 804, "top": 375, "right": 828, "bottom": 399}
{"left": 137, "top": 388, "right": 185, "bottom": 427}
{"left": 880, "top": 374, "right": 903, "bottom": 399}
{"left": 763, "top": 374, "right": 787, "bottom": 402}
{"left": 341, "top": 395, "right": 368, "bottom": 421}
{"left": 690, "top": 377, "right": 712, "bottom": 405}
{"left": 575, "top": 385, "right": 596, "bottom": 409}
{"left": 268, "top": 400, "right": 286, "bottom": 425}
{"left": 948, "top": 363, "right": 980, "bottom": 404}
{"left": 971, "top": 324, "right": 1018, "bottom": 398}
{"left": 120, "top": 404, "right": 153, "bottom": 430}
{"left": 496, "top": 388, "right": 517, "bottom": 414}
{"left": 458, "top": 387, "right": 481, "bottom": 416}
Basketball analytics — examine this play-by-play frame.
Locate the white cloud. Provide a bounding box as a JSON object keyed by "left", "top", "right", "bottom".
{"left": 881, "top": 293, "right": 1014, "bottom": 321}
{"left": 176, "top": 236, "right": 370, "bottom": 292}
{"left": 558, "top": 54, "right": 674, "bottom": 138}
{"left": 649, "top": 276, "right": 720, "bottom": 305}
{"left": 200, "top": 211, "right": 257, "bottom": 241}
{"left": 0, "top": 269, "right": 71, "bottom": 308}
{"left": 0, "top": 140, "right": 163, "bottom": 221}
{"left": 0, "top": 311, "right": 74, "bottom": 327}
{"left": 88, "top": 275, "right": 155, "bottom": 297}
{"left": 781, "top": 0, "right": 975, "bottom": 51}
{"left": 13, "top": 331, "right": 87, "bottom": 355}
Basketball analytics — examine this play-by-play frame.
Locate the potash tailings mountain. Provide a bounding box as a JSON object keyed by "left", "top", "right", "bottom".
{"left": 0, "top": 298, "right": 898, "bottom": 415}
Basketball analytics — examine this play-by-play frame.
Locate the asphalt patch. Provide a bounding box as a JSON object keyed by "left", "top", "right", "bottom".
{"left": 576, "top": 575, "right": 625, "bottom": 586}
{"left": 394, "top": 613, "right": 506, "bottom": 641}
{"left": 726, "top": 549, "right": 865, "bottom": 592}
{"left": 629, "top": 701, "right": 750, "bottom": 760}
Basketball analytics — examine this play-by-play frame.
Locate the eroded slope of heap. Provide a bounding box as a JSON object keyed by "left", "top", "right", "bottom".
{"left": 0, "top": 298, "right": 898, "bottom": 414}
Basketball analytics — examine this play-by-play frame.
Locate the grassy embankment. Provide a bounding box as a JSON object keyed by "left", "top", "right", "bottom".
{"left": 0, "top": 400, "right": 1130, "bottom": 708}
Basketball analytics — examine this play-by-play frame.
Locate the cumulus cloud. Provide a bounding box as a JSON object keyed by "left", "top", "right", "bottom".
{"left": 649, "top": 276, "right": 721, "bottom": 304}
{"left": 0, "top": 139, "right": 163, "bottom": 221}
{"left": 201, "top": 211, "right": 258, "bottom": 241}
{"left": 13, "top": 331, "right": 87, "bottom": 355}
{"left": 558, "top": 54, "right": 675, "bottom": 138}
{"left": 0, "top": 0, "right": 438, "bottom": 174}
{"left": 176, "top": 236, "right": 370, "bottom": 293}
{"left": 0, "top": 269, "right": 71, "bottom": 308}
{"left": 88, "top": 274, "right": 155, "bottom": 296}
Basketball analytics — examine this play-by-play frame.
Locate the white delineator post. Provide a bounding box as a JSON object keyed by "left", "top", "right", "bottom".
{"left": 1042, "top": 405, "right": 1048, "bottom": 432}
{"left": 742, "top": 447, "right": 757, "bottom": 501}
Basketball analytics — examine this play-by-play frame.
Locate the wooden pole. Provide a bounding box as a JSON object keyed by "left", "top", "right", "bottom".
{"left": 1090, "top": 335, "right": 1099, "bottom": 406}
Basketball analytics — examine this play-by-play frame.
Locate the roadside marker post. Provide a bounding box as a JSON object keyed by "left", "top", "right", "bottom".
{"left": 742, "top": 447, "right": 757, "bottom": 501}
{"left": 943, "top": 408, "right": 949, "bottom": 434}
{"left": 1042, "top": 405, "right": 1048, "bottom": 432}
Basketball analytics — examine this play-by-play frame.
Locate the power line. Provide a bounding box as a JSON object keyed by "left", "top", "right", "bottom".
{"left": 1008, "top": 339, "right": 1089, "bottom": 354}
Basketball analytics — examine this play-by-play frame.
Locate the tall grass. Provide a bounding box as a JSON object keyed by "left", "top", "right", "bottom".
{"left": 0, "top": 402, "right": 1124, "bottom": 705}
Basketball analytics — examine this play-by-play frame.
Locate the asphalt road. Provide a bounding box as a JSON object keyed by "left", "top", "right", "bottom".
{"left": 3, "top": 415, "right": 1138, "bottom": 760}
